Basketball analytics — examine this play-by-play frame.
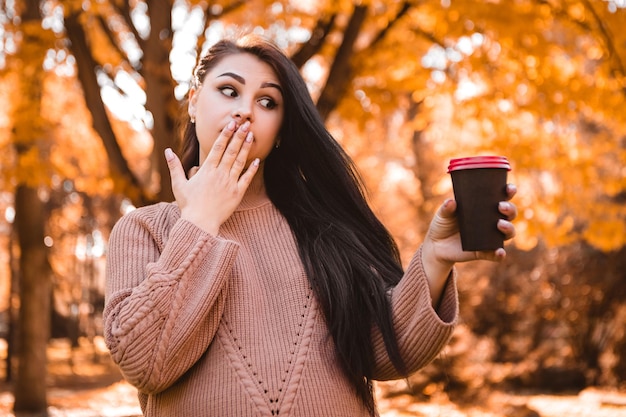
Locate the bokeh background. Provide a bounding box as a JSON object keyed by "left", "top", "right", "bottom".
{"left": 0, "top": 0, "right": 625, "bottom": 415}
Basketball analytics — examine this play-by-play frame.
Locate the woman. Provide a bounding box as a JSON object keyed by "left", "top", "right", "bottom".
{"left": 104, "top": 34, "right": 517, "bottom": 416}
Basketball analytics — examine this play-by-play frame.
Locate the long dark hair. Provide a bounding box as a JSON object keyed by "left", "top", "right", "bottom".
{"left": 180, "top": 34, "right": 407, "bottom": 414}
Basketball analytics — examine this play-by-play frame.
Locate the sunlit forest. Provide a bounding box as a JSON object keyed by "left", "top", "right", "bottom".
{"left": 0, "top": 0, "right": 625, "bottom": 416}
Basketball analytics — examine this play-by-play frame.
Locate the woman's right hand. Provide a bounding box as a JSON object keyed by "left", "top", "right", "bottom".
{"left": 165, "top": 120, "right": 260, "bottom": 235}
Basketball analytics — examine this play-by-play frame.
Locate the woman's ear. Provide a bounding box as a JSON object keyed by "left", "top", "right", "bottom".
{"left": 188, "top": 87, "right": 198, "bottom": 122}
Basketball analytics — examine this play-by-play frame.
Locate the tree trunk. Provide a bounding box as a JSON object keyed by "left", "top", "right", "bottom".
{"left": 408, "top": 98, "right": 441, "bottom": 233}
{"left": 5, "top": 225, "right": 18, "bottom": 383}
{"left": 13, "top": 186, "right": 51, "bottom": 415}
{"left": 143, "top": 0, "right": 177, "bottom": 202}
{"left": 11, "top": 1, "right": 52, "bottom": 414}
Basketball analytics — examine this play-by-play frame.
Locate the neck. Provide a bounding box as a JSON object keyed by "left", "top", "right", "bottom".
{"left": 238, "top": 163, "right": 269, "bottom": 209}
{"left": 248, "top": 163, "right": 267, "bottom": 195}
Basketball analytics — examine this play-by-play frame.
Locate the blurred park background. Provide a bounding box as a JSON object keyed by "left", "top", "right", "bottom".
{"left": 0, "top": 0, "right": 625, "bottom": 416}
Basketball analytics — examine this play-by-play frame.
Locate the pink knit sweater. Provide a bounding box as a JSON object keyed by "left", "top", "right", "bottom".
{"left": 103, "top": 195, "right": 458, "bottom": 416}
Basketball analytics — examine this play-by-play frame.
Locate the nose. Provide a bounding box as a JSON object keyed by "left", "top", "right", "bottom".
{"left": 232, "top": 103, "right": 253, "bottom": 122}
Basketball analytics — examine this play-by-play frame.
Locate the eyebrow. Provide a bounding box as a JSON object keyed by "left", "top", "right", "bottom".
{"left": 217, "top": 72, "right": 283, "bottom": 95}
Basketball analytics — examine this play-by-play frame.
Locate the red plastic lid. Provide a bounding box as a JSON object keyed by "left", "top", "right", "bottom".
{"left": 448, "top": 156, "right": 511, "bottom": 172}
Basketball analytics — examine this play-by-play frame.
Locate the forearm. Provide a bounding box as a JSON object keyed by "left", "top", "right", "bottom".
{"left": 104, "top": 216, "right": 238, "bottom": 393}
{"left": 371, "top": 247, "right": 458, "bottom": 380}
{"left": 420, "top": 240, "right": 455, "bottom": 308}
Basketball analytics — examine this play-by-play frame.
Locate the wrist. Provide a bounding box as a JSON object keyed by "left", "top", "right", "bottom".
{"left": 421, "top": 240, "right": 454, "bottom": 273}
{"left": 421, "top": 241, "right": 454, "bottom": 307}
{"left": 180, "top": 209, "right": 221, "bottom": 236}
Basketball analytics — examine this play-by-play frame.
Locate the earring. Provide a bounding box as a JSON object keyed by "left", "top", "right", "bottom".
{"left": 275, "top": 138, "right": 281, "bottom": 149}
{"left": 190, "top": 115, "right": 196, "bottom": 123}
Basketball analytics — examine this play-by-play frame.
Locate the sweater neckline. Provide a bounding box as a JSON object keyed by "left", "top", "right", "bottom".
{"left": 236, "top": 190, "right": 272, "bottom": 211}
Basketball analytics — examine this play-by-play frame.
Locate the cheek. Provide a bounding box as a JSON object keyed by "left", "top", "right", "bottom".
{"left": 256, "top": 113, "right": 282, "bottom": 140}
{"left": 251, "top": 137, "right": 276, "bottom": 159}
{"left": 195, "top": 121, "right": 218, "bottom": 160}
{"left": 267, "top": 118, "right": 283, "bottom": 147}
{"left": 269, "top": 113, "right": 284, "bottom": 142}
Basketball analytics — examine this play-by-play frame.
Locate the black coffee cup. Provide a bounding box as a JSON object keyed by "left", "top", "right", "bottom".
{"left": 448, "top": 156, "right": 511, "bottom": 251}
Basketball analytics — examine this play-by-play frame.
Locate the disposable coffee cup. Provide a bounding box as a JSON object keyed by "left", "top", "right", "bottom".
{"left": 448, "top": 156, "right": 511, "bottom": 251}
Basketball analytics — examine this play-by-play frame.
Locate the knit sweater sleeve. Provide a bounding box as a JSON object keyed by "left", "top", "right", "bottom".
{"left": 372, "top": 246, "right": 459, "bottom": 381}
{"left": 102, "top": 204, "right": 239, "bottom": 394}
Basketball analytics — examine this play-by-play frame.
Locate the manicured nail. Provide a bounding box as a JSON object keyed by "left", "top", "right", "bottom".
{"left": 252, "top": 158, "right": 260, "bottom": 167}
{"left": 164, "top": 148, "right": 174, "bottom": 161}
{"left": 227, "top": 120, "right": 236, "bottom": 130}
{"left": 240, "top": 121, "right": 250, "bottom": 132}
{"left": 499, "top": 201, "right": 510, "bottom": 211}
{"left": 246, "top": 132, "right": 254, "bottom": 142}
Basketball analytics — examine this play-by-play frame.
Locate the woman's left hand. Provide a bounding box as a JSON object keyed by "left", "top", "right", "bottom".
{"left": 420, "top": 184, "right": 517, "bottom": 306}
{"left": 424, "top": 183, "right": 518, "bottom": 266}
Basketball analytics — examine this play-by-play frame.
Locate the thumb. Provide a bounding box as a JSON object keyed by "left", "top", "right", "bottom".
{"left": 438, "top": 198, "right": 457, "bottom": 219}
{"left": 165, "top": 148, "right": 186, "bottom": 192}
{"left": 428, "top": 199, "right": 459, "bottom": 240}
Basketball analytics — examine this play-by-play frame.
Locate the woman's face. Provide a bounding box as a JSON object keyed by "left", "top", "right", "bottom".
{"left": 188, "top": 52, "right": 284, "bottom": 167}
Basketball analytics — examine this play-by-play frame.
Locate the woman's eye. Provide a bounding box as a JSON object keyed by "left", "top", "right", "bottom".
{"left": 259, "top": 98, "right": 277, "bottom": 109}
{"left": 219, "top": 86, "right": 237, "bottom": 97}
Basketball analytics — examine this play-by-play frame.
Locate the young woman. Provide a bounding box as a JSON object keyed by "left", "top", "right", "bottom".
{"left": 103, "top": 34, "right": 517, "bottom": 416}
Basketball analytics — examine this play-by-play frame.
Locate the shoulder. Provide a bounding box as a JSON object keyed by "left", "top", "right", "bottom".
{"left": 115, "top": 201, "right": 179, "bottom": 227}
{"left": 110, "top": 202, "right": 180, "bottom": 246}
{"left": 124, "top": 201, "right": 179, "bottom": 221}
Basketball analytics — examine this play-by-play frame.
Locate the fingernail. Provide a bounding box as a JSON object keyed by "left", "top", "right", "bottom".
{"left": 227, "top": 120, "right": 236, "bottom": 130}
{"left": 252, "top": 158, "right": 260, "bottom": 167}
{"left": 241, "top": 121, "right": 250, "bottom": 132}
{"left": 499, "top": 201, "right": 510, "bottom": 211}
{"left": 164, "top": 148, "right": 174, "bottom": 161}
{"left": 246, "top": 132, "right": 254, "bottom": 142}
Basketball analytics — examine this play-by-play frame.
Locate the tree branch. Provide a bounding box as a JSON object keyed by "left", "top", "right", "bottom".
{"left": 65, "top": 12, "right": 151, "bottom": 206}
{"left": 535, "top": 0, "right": 626, "bottom": 95}
{"left": 580, "top": 0, "right": 626, "bottom": 85}
{"left": 110, "top": 1, "right": 145, "bottom": 51}
{"left": 95, "top": 14, "right": 133, "bottom": 71}
{"left": 196, "top": 0, "right": 247, "bottom": 54}
{"left": 370, "top": 1, "right": 412, "bottom": 48}
{"left": 316, "top": 4, "right": 368, "bottom": 121}
{"left": 290, "top": 14, "right": 337, "bottom": 68}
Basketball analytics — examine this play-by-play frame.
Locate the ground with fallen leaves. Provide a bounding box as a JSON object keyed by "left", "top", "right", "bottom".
{"left": 0, "top": 338, "right": 624, "bottom": 417}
